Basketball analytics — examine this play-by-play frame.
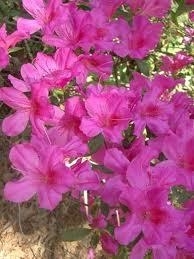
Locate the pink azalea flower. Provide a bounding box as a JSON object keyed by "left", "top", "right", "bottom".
{"left": 132, "top": 90, "right": 173, "bottom": 136}
{"left": 161, "top": 52, "right": 194, "bottom": 74}
{"left": 131, "top": 74, "right": 179, "bottom": 136}
{"left": 89, "top": 9, "right": 116, "bottom": 51}
{"left": 115, "top": 187, "right": 182, "bottom": 246}
{"left": 0, "top": 24, "right": 27, "bottom": 69}
{"left": 162, "top": 133, "right": 194, "bottom": 188}
{"left": 4, "top": 143, "right": 74, "bottom": 210}
{"left": 80, "top": 86, "right": 133, "bottom": 143}
{"left": 43, "top": 4, "right": 93, "bottom": 51}
{"left": 114, "top": 16, "right": 163, "bottom": 58}
{"left": 17, "top": 0, "right": 64, "bottom": 34}
{"left": 9, "top": 48, "right": 78, "bottom": 90}
{"left": 126, "top": 0, "right": 171, "bottom": 18}
{"left": 0, "top": 84, "right": 54, "bottom": 136}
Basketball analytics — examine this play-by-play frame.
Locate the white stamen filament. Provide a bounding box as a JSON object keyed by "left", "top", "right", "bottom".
{"left": 116, "top": 209, "right": 120, "bottom": 227}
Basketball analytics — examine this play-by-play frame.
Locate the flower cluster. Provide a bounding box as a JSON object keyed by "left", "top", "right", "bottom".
{"left": 0, "top": 0, "right": 194, "bottom": 258}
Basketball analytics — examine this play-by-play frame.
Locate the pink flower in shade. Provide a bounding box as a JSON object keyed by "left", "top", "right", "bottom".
{"left": 4, "top": 143, "right": 74, "bottom": 210}
{"left": 0, "top": 24, "right": 27, "bottom": 69}
{"left": 161, "top": 52, "right": 194, "bottom": 74}
{"left": 100, "top": 232, "right": 118, "bottom": 255}
{"left": 80, "top": 86, "right": 133, "bottom": 143}
{"left": 43, "top": 4, "right": 93, "bottom": 51}
{"left": 76, "top": 53, "right": 113, "bottom": 84}
{"left": 185, "top": 0, "right": 194, "bottom": 4}
{"left": 189, "top": 11, "right": 194, "bottom": 21}
{"left": 0, "top": 84, "right": 54, "bottom": 136}
{"left": 89, "top": 214, "right": 107, "bottom": 229}
{"left": 126, "top": 0, "right": 171, "bottom": 18}
{"left": 17, "top": 0, "right": 64, "bottom": 34}
{"left": 114, "top": 16, "right": 163, "bottom": 59}
{"left": 183, "top": 27, "right": 194, "bottom": 45}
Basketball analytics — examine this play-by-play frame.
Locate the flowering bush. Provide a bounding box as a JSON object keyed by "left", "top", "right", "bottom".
{"left": 0, "top": 0, "right": 194, "bottom": 258}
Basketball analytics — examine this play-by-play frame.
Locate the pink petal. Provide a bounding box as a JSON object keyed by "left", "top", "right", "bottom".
{"left": 9, "top": 143, "right": 39, "bottom": 174}
{"left": 2, "top": 110, "right": 29, "bottom": 136}
{"left": 37, "top": 186, "right": 62, "bottom": 210}
{"left": 6, "top": 30, "right": 28, "bottom": 47}
{"left": 4, "top": 178, "right": 36, "bottom": 203}
{"left": 0, "top": 47, "right": 9, "bottom": 69}
{"left": 22, "top": 0, "right": 45, "bottom": 19}
{"left": 114, "top": 215, "right": 142, "bottom": 245}
{"left": 17, "top": 18, "right": 41, "bottom": 35}
{"left": 80, "top": 117, "right": 102, "bottom": 137}
{"left": 62, "top": 136, "right": 88, "bottom": 157}
{"left": 21, "top": 63, "right": 40, "bottom": 84}
{"left": 8, "top": 75, "right": 29, "bottom": 92}
{"left": 0, "top": 87, "right": 30, "bottom": 109}
{"left": 104, "top": 148, "right": 129, "bottom": 174}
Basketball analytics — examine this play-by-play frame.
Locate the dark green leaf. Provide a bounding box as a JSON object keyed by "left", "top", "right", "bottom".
{"left": 88, "top": 134, "right": 104, "bottom": 155}
{"left": 92, "top": 164, "right": 113, "bottom": 174}
{"left": 90, "top": 232, "right": 100, "bottom": 248}
{"left": 62, "top": 228, "right": 92, "bottom": 242}
{"left": 136, "top": 60, "right": 150, "bottom": 76}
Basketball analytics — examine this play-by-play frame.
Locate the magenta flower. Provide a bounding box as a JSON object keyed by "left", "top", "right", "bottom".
{"left": 48, "top": 96, "right": 87, "bottom": 143}
{"left": 161, "top": 52, "right": 194, "bottom": 74}
{"left": 126, "top": 0, "right": 171, "bottom": 18}
{"left": 0, "top": 24, "right": 27, "bottom": 69}
{"left": 4, "top": 143, "right": 74, "bottom": 210}
{"left": 131, "top": 75, "right": 178, "bottom": 136}
{"left": 114, "top": 16, "right": 163, "bottom": 59}
{"left": 80, "top": 86, "right": 133, "bottom": 143}
{"left": 9, "top": 48, "right": 78, "bottom": 91}
{"left": 162, "top": 133, "right": 194, "bottom": 188}
{"left": 115, "top": 187, "right": 182, "bottom": 246}
{"left": 0, "top": 84, "right": 54, "bottom": 136}
{"left": 43, "top": 4, "right": 93, "bottom": 51}
{"left": 17, "top": 0, "right": 64, "bottom": 34}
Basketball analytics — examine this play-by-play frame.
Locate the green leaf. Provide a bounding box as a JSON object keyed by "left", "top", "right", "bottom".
{"left": 92, "top": 164, "right": 113, "bottom": 174}
{"left": 136, "top": 60, "right": 150, "bottom": 76}
{"left": 62, "top": 228, "right": 92, "bottom": 242}
{"left": 88, "top": 134, "right": 104, "bottom": 155}
{"left": 90, "top": 232, "right": 100, "bottom": 248}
